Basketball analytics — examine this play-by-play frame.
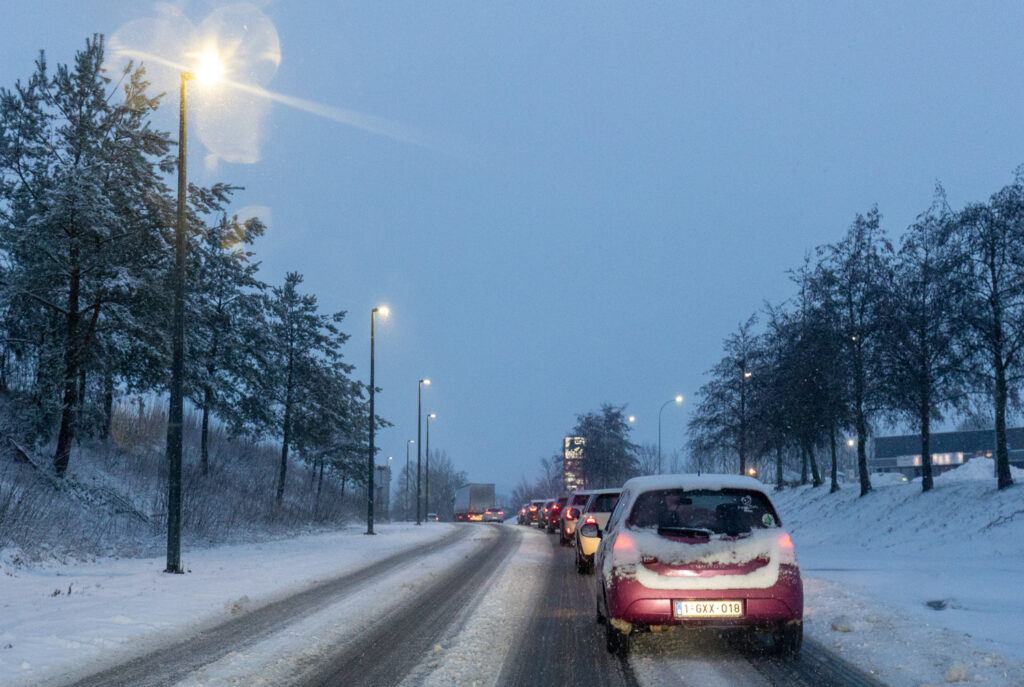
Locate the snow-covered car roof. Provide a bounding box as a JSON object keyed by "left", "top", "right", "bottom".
{"left": 620, "top": 473, "right": 768, "bottom": 495}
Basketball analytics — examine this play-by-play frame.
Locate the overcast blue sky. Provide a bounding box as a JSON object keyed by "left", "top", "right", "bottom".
{"left": 5, "top": 2, "right": 1024, "bottom": 498}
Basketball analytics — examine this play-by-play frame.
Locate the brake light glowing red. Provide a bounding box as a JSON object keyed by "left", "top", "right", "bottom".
{"left": 584, "top": 516, "right": 597, "bottom": 525}
{"left": 529, "top": 506, "right": 537, "bottom": 512}
{"left": 613, "top": 532, "right": 635, "bottom": 553}
{"left": 565, "top": 510, "right": 574, "bottom": 520}
{"left": 778, "top": 532, "right": 797, "bottom": 564}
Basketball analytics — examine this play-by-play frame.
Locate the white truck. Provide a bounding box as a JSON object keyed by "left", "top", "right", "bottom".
{"left": 454, "top": 483, "right": 495, "bottom": 521}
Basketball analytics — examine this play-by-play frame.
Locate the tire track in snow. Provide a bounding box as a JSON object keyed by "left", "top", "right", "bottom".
{"left": 295, "top": 524, "right": 516, "bottom": 687}
{"left": 61, "top": 527, "right": 469, "bottom": 687}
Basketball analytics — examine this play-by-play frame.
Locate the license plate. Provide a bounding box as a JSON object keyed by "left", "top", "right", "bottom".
{"left": 674, "top": 600, "right": 743, "bottom": 618}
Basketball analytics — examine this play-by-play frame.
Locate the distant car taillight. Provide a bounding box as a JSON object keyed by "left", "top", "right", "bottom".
{"left": 584, "top": 515, "right": 597, "bottom": 525}
{"left": 529, "top": 506, "right": 537, "bottom": 512}
{"left": 565, "top": 509, "right": 574, "bottom": 521}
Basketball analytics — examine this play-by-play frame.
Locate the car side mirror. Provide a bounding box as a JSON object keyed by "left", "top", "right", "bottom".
{"left": 579, "top": 523, "right": 600, "bottom": 538}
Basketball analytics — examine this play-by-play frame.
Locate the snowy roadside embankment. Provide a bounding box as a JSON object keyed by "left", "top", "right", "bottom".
{"left": 772, "top": 458, "right": 1024, "bottom": 686}
{"left": 0, "top": 522, "right": 457, "bottom": 686}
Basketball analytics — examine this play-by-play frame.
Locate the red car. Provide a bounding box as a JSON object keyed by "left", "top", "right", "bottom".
{"left": 592, "top": 474, "right": 802, "bottom": 657}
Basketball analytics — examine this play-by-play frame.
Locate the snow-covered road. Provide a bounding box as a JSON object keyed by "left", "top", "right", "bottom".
{"left": 5, "top": 460, "right": 1024, "bottom": 687}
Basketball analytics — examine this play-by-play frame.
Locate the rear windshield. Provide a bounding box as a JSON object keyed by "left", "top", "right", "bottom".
{"left": 587, "top": 492, "right": 620, "bottom": 513}
{"left": 627, "top": 488, "right": 780, "bottom": 534}
{"left": 570, "top": 493, "right": 590, "bottom": 506}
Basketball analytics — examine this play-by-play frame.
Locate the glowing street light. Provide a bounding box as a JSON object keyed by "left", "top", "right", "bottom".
{"left": 658, "top": 395, "right": 684, "bottom": 475}
{"left": 748, "top": 467, "right": 758, "bottom": 477}
{"left": 194, "top": 45, "right": 225, "bottom": 85}
{"left": 165, "top": 50, "right": 223, "bottom": 575}
{"left": 628, "top": 415, "right": 636, "bottom": 423}
{"left": 416, "top": 379, "right": 430, "bottom": 525}
{"left": 366, "top": 305, "right": 389, "bottom": 535}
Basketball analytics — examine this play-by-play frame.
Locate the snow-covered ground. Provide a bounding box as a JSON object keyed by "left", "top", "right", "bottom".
{"left": 772, "top": 458, "right": 1024, "bottom": 686}
{"left": 0, "top": 522, "right": 462, "bottom": 686}
{"left": 2, "top": 459, "right": 1023, "bottom": 686}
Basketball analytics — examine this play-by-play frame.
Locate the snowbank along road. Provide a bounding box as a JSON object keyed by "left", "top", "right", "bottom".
{"left": 58, "top": 523, "right": 887, "bottom": 686}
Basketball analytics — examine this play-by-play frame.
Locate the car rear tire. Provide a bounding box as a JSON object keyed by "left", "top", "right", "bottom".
{"left": 772, "top": 622, "right": 802, "bottom": 657}
{"left": 576, "top": 550, "right": 593, "bottom": 575}
{"left": 605, "top": 622, "right": 629, "bottom": 656}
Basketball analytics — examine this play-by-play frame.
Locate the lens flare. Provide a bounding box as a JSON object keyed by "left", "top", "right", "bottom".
{"left": 109, "top": 3, "right": 458, "bottom": 164}
{"left": 194, "top": 45, "right": 224, "bottom": 86}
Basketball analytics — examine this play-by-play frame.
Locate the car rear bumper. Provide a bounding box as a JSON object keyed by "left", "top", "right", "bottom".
{"left": 605, "top": 565, "right": 803, "bottom": 628}
{"left": 579, "top": 534, "right": 600, "bottom": 557}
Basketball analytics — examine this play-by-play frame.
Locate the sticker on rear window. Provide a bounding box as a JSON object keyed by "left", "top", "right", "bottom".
{"left": 762, "top": 513, "right": 775, "bottom": 527}
{"left": 740, "top": 495, "right": 755, "bottom": 513}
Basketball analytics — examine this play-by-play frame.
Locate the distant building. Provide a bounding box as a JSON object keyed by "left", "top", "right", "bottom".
{"left": 871, "top": 427, "right": 1024, "bottom": 477}
{"left": 563, "top": 436, "right": 585, "bottom": 492}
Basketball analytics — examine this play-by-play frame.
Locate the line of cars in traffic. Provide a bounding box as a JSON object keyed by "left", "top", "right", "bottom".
{"left": 515, "top": 474, "right": 803, "bottom": 658}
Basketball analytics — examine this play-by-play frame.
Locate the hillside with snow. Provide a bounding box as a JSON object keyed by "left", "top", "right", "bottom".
{"left": 772, "top": 458, "right": 1024, "bottom": 686}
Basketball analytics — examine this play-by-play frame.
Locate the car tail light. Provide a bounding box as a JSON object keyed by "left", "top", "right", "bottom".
{"left": 641, "top": 554, "right": 658, "bottom": 564}
{"left": 584, "top": 515, "right": 597, "bottom": 525}
{"left": 778, "top": 532, "right": 797, "bottom": 565}
{"left": 565, "top": 509, "right": 574, "bottom": 521}
{"left": 529, "top": 506, "right": 537, "bottom": 512}
{"left": 613, "top": 532, "right": 635, "bottom": 553}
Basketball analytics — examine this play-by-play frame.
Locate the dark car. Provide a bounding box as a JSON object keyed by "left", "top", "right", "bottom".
{"left": 546, "top": 496, "right": 568, "bottom": 533}
{"left": 526, "top": 498, "right": 547, "bottom": 526}
{"left": 537, "top": 499, "right": 555, "bottom": 529}
{"left": 517, "top": 503, "right": 529, "bottom": 524}
{"left": 593, "top": 474, "right": 803, "bottom": 657}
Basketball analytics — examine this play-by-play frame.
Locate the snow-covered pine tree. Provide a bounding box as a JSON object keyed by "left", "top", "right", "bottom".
{"left": 254, "top": 272, "right": 360, "bottom": 506}
{"left": 186, "top": 212, "right": 266, "bottom": 474}
{"left": 0, "top": 36, "right": 175, "bottom": 476}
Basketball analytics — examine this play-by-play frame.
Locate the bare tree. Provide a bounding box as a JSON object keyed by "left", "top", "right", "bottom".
{"left": 949, "top": 173, "right": 1024, "bottom": 490}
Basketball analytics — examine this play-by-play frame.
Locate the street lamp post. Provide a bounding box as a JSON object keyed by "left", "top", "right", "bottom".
{"left": 405, "top": 439, "right": 414, "bottom": 521}
{"left": 416, "top": 378, "right": 430, "bottom": 525}
{"left": 657, "top": 395, "right": 684, "bottom": 475}
{"left": 425, "top": 413, "right": 436, "bottom": 516}
{"left": 164, "top": 71, "right": 193, "bottom": 574}
{"left": 386, "top": 456, "right": 393, "bottom": 521}
{"left": 164, "top": 51, "right": 223, "bottom": 575}
{"left": 366, "top": 306, "right": 389, "bottom": 535}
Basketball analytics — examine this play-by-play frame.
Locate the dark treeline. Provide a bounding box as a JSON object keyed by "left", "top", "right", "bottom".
{"left": 0, "top": 38, "right": 378, "bottom": 501}
{"left": 688, "top": 175, "right": 1024, "bottom": 495}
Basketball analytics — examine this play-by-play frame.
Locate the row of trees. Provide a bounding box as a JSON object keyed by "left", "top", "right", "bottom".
{"left": 392, "top": 449, "right": 467, "bottom": 521}
{"left": 688, "top": 174, "right": 1024, "bottom": 495}
{"left": 0, "top": 38, "right": 377, "bottom": 503}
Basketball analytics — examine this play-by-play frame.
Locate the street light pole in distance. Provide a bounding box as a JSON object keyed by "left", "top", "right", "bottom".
{"left": 425, "top": 413, "right": 436, "bottom": 517}
{"left": 405, "top": 439, "right": 414, "bottom": 521}
{"left": 366, "top": 306, "right": 389, "bottom": 535}
{"left": 416, "top": 379, "right": 430, "bottom": 524}
{"left": 658, "top": 395, "right": 684, "bottom": 475}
